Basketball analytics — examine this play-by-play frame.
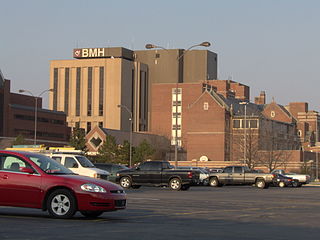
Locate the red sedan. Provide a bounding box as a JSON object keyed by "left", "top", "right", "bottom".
{"left": 0, "top": 150, "right": 126, "bottom": 218}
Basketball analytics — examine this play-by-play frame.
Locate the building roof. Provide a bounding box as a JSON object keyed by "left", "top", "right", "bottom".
{"left": 9, "top": 104, "right": 66, "bottom": 115}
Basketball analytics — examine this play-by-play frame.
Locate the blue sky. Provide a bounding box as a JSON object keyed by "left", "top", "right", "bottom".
{"left": 1, "top": 0, "right": 319, "bottom": 110}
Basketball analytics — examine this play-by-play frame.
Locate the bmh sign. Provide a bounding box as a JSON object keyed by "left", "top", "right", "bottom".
{"left": 73, "top": 48, "right": 107, "bottom": 59}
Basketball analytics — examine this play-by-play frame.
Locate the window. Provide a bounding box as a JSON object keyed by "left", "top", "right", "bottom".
{"left": 203, "top": 102, "right": 209, "bottom": 110}
{"left": 233, "top": 120, "right": 241, "bottom": 128}
{"left": 64, "top": 68, "right": 69, "bottom": 114}
{"left": 139, "top": 162, "right": 162, "bottom": 171}
{"left": 53, "top": 68, "right": 58, "bottom": 111}
{"left": 87, "top": 67, "right": 92, "bottom": 116}
{"left": 99, "top": 67, "right": 104, "bottom": 116}
{"left": 87, "top": 122, "right": 91, "bottom": 133}
{"left": 223, "top": 167, "right": 233, "bottom": 173}
{"left": 250, "top": 120, "right": 258, "bottom": 128}
{"left": 64, "top": 157, "right": 78, "bottom": 168}
{"left": 0, "top": 155, "right": 28, "bottom": 172}
{"left": 76, "top": 67, "right": 81, "bottom": 116}
{"left": 51, "top": 156, "right": 62, "bottom": 163}
{"left": 99, "top": 122, "right": 103, "bottom": 128}
{"left": 234, "top": 167, "right": 243, "bottom": 173}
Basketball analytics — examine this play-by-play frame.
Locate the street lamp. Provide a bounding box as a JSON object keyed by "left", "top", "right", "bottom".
{"left": 19, "top": 88, "right": 53, "bottom": 145}
{"left": 239, "top": 102, "right": 249, "bottom": 166}
{"left": 145, "top": 41, "right": 211, "bottom": 166}
{"left": 117, "top": 104, "right": 133, "bottom": 168}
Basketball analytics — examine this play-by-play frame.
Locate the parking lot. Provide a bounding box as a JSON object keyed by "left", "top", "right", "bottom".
{"left": 1, "top": 185, "right": 320, "bottom": 240}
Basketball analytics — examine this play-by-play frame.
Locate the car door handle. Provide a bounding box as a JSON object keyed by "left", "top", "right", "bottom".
{"left": 1, "top": 175, "right": 8, "bottom": 179}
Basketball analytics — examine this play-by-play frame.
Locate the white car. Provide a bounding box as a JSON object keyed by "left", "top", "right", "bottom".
{"left": 46, "top": 153, "right": 110, "bottom": 180}
{"left": 272, "top": 169, "right": 310, "bottom": 185}
{"left": 176, "top": 166, "right": 209, "bottom": 185}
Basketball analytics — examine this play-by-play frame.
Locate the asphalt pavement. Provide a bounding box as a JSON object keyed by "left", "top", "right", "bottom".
{"left": 1, "top": 185, "right": 320, "bottom": 240}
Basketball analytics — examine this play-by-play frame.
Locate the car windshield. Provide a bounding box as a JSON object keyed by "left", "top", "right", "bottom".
{"left": 75, "top": 156, "right": 95, "bottom": 168}
{"left": 26, "top": 153, "right": 74, "bottom": 175}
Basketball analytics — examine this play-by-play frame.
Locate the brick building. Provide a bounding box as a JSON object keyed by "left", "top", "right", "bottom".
{"left": 150, "top": 80, "right": 318, "bottom": 171}
{"left": 0, "top": 74, "right": 70, "bottom": 147}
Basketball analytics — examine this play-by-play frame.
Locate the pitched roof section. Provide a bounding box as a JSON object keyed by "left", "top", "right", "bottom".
{"left": 188, "top": 89, "right": 230, "bottom": 111}
{"left": 0, "top": 69, "right": 4, "bottom": 88}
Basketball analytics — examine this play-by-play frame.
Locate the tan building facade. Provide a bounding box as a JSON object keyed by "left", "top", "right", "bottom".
{"left": 49, "top": 48, "right": 148, "bottom": 133}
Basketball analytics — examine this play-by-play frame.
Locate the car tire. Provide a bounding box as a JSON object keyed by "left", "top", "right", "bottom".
{"left": 131, "top": 185, "right": 141, "bottom": 189}
{"left": 279, "top": 181, "right": 286, "bottom": 188}
{"left": 169, "top": 178, "right": 182, "bottom": 190}
{"left": 80, "top": 211, "right": 103, "bottom": 218}
{"left": 292, "top": 181, "right": 299, "bottom": 188}
{"left": 255, "top": 179, "right": 266, "bottom": 189}
{"left": 47, "top": 189, "right": 77, "bottom": 219}
{"left": 209, "top": 177, "right": 220, "bottom": 187}
{"left": 181, "top": 185, "right": 190, "bottom": 191}
{"left": 120, "top": 176, "right": 132, "bottom": 189}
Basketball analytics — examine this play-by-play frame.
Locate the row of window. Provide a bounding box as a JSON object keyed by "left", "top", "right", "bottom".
{"left": 233, "top": 119, "right": 258, "bottom": 129}
{"left": 14, "top": 114, "right": 64, "bottom": 125}
{"left": 14, "top": 129, "right": 65, "bottom": 139}
{"left": 53, "top": 67, "right": 105, "bottom": 117}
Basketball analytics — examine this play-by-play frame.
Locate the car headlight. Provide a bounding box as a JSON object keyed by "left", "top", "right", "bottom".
{"left": 81, "top": 183, "right": 106, "bottom": 193}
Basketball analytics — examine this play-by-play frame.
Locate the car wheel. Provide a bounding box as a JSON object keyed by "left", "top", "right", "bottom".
{"left": 209, "top": 177, "right": 220, "bottom": 187}
{"left": 131, "top": 185, "right": 141, "bottom": 189}
{"left": 169, "top": 178, "right": 182, "bottom": 190}
{"left": 279, "top": 181, "right": 286, "bottom": 188}
{"left": 181, "top": 185, "right": 190, "bottom": 191}
{"left": 80, "top": 211, "right": 103, "bottom": 218}
{"left": 47, "top": 189, "right": 77, "bottom": 219}
{"left": 292, "top": 181, "right": 299, "bottom": 188}
{"left": 120, "top": 176, "right": 132, "bottom": 189}
{"left": 255, "top": 179, "right": 266, "bottom": 189}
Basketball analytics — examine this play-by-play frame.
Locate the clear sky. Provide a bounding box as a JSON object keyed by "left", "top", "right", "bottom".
{"left": 1, "top": 0, "right": 319, "bottom": 110}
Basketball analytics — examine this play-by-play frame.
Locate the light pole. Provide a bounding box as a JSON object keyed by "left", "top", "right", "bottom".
{"left": 240, "top": 102, "right": 248, "bottom": 166}
{"left": 19, "top": 89, "right": 53, "bottom": 145}
{"left": 117, "top": 104, "right": 133, "bottom": 168}
{"left": 145, "top": 41, "right": 211, "bottom": 167}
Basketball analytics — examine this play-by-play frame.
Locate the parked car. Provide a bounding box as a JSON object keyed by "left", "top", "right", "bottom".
{"left": 208, "top": 166, "right": 275, "bottom": 189}
{"left": 116, "top": 160, "right": 201, "bottom": 190}
{"left": 176, "top": 166, "right": 209, "bottom": 185}
{"left": 94, "top": 163, "right": 129, "bottom": 182}
{"left": 271, "top": 169, "right": 310, "bottom": 186}
{"left": 272, "top": 173, "right": 299, "bottom": 188}
{"left": 46, "top": 153, "right": 110, "bottom": 180}
{"left": 0, "top": 150, "right": 126, "bottom": 218}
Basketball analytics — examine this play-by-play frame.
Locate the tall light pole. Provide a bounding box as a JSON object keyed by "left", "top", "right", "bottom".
{"left": 145, "top": 41, "right": 211, "bottom": 167}
{"left": 240, "top": 102, "right": 248, "bottom": 166}
{"left": 118, "top": 104, "right": 133, "bottom": 168}
{"left": 19, "top": 89, "right": 53, "bottom": 145}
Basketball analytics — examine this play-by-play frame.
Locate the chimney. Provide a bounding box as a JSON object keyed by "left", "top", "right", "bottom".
{"left": 254, "top": 91, "right": 266, "bottom": 105}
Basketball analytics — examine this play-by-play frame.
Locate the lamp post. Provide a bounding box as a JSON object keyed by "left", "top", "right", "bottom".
{"left": 239, "top": 102, "right": 248, "bottom": 166}
{"left": 19, "top": 89, "right": 53, "bottom": 145}
{"left": 145, "top": 41, "right": 211, "bottom": 167}
{"left": 117, "top": 104, "right": 133, "bottom": 168}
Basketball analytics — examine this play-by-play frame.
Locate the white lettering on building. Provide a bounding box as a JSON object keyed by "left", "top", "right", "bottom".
{"left": 81, "top": 48, "right": 105, "bottom": 58}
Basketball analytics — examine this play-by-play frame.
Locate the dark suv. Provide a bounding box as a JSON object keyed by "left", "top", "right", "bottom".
{"left": 94, "top": 163, "right": 129, "bottom": 182}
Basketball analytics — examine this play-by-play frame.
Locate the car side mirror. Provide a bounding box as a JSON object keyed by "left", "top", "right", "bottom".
{"left": 20, "top": 167, "right": 35, "bottom": 174}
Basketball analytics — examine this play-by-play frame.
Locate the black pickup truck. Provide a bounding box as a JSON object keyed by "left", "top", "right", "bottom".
{"left": 115, "top": 161, "right": 200, "bottom": 191}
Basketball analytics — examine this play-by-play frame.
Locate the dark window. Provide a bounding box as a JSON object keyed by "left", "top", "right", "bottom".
{"left": 234, "top": 167, "right": 243, "bottom": 173}
{"left": 51, "top": 156, "right": 62, "bottom": 163}
{"left": 224, "top": 167, "right": 233, "bottom": 173}
{"left": 53, "top": 68, "right": 58, "bottom": 110}
{"left": 64, "top": 68, "right": 69, "bottom": 114}
{"left": 250, "top": 120, "right": 258, "bottom": 128}
{"left": 99, "top": 67, "right": 104, "bottom": 116}
{"left": 139, "top": 162, "right": 161, "bottom": 171}
{"left": 87, "top": 122, "right": 91, "bottom": 133}
{"left": 65, "top": 157, "right": 78, "bottom": 168}
{"left": 233, "top": 120, "right": 240, "bottom": 128}
{"left": 76, "top": 67, "right": 81, "bottom": 116}
{"left": 99, "top": 122, "right": 103, "bottom": 128}
{"left": 155, "top": 53, "right": 160, "bottom": 58}
{"left": 87, "top": 67, "right": 92, "bottom": 116}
